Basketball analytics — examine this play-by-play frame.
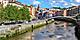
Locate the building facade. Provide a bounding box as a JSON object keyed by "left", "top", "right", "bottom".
{"left": 0, "top": 0, "right": 16, "bottom": 3}
{"left": 64, "top": 6, "right": 80, "bottom": 16}
{"left": 0, "top": 0, "right": 23, "bottom": 8}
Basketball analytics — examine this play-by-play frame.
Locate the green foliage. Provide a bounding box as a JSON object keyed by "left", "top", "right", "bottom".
{"left": 53, "top": 7, "right": 61, "bottom": 9}
{"left": 0, "top": 5, "right": 31, "bottom": 21}
{"left": 53, "top": 7, "right": 66, "bottom": 10}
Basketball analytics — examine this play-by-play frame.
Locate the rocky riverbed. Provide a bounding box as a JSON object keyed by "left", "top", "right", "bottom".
{"left": 8, "top": 21, "right": 77, "bottom": 40}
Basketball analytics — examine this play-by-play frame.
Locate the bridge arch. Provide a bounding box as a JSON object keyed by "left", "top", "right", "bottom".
{"left": 51, "top": 16, "right": 77, "bottom": 25}
{"left": 51, "top": 16, "right": 80, "bottom": 40}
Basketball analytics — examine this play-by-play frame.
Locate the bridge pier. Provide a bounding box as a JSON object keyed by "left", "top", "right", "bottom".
{"left": 64, "top": 22, "right": 68, "bottom": 30}
{"left": 63, "top": 10, "right": 68, "bottom": 29}
{"left": 63, "top": 10, "right": 67, "bottom": 16}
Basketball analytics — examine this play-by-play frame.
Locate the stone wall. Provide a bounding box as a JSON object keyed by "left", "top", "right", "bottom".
{"left": 0, "top": 19, "right": 54, "bottom": 40}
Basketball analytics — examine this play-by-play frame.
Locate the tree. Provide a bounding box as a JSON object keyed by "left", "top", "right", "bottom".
{"left": 0, "top": 5, "right": 31, "bottom": 21}
{"left": 53, "top": 7, "right": 67, "bottom": 10}
{"left": 0, "top": 4, "right": 5, "bottom": 21}
{"left": 17, "top": 7, "right": 31, "bottom": 20}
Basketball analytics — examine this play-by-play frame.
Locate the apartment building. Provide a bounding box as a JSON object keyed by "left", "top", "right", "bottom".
{"left": 64, "top": 6, "right": 80, "bottom": 16}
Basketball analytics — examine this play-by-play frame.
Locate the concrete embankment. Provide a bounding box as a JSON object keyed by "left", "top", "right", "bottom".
{"left": 0, "top": 19, "right": 54, "bottom": 40}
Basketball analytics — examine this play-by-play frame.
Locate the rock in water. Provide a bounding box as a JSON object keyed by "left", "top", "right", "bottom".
{"left": 75, "top": 25, "right": 80, "bottom": 40}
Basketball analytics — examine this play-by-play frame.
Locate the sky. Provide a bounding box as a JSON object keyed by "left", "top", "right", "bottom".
{"left": 18, "top": 0, "right": 80, "bottom": 8}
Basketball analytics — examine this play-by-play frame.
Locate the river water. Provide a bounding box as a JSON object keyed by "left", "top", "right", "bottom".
{"left": 8, "top": 21, "right": 77, "bottom": 40}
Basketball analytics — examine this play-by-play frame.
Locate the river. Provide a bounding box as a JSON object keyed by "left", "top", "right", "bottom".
{"left": 8, "top": 21, "right": 77, "bottom": 40}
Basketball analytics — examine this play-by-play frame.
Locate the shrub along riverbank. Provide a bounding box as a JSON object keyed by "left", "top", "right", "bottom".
{"left": 0, "top": 19, "right": 54, "bottom": 40}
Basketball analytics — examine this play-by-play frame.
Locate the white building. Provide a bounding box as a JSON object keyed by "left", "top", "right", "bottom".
{"left": 0, "top": 0, "right": 16, "bottom": 3}
{"left": 0, "top": 0, "right": 23, "bottom": 8}
{"left": 9, "top": 3, "right": 23, "bottom": 8}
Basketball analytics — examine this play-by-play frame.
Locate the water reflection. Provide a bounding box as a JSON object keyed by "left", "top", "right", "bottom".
{"left": 8, "top": 21, "right": 77, "bottom": 40}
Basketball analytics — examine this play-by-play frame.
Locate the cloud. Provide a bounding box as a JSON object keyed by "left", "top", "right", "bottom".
{"left": 52, "top": 1, "right": 56, "bottom": 3}
{"left": 64, "top": 2, "right": 68, "bottom": 5}
{"left": 75, "top": 0, "right": 80, "bottom": 2}
{"left": 32, "top": 1, "right": 41, "bottom": 7}
{"left": 60, "top": 0, "right": 65, "bottom": 2}
{"left": 50, "top": 0, "right": 80, "bottom": 8}
{"left": 30, "top": 0, "right": 80, "bottom": 8}
{"left": 50, "top": 0, "right": 58, "bottom": 6}
{"left": 70, "top": 3, "right": 78, "bottom": 6}
{"left": 33, "top": 1, "right": 41, "bottom": 5}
